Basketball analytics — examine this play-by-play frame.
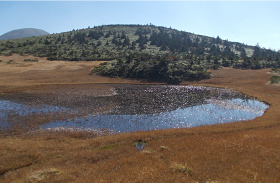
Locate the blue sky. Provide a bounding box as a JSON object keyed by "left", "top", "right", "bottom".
{"left": 0, "top": 1, "right": 279, "bottom": 50}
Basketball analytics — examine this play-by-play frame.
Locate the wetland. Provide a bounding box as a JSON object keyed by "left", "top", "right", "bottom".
{"left": 0, "top": 85, "right": 268, "bottom": 134}
{"left": 1, "top": 55, "right": 279, "bottom": 182}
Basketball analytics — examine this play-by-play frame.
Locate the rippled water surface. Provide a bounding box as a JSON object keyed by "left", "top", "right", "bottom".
{"left": 0, "top": 85, "right": 269, "bottom": 133}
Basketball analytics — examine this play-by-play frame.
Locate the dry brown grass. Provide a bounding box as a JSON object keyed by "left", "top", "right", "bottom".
{"left": 0, "top": 54, "right": 280, "bottom": 182}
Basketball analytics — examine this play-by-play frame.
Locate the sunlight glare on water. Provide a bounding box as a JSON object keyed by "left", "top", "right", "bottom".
{"left": 40, "top": 85, "right": 268, "bottom": 133}
{"left": 0, "top": 85, "right": 269, "bottom": 133}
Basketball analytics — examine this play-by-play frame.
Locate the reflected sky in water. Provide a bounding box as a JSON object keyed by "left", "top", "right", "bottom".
{"left": 0, "top": 100, "right": 69, "bottom": 129}
{"left": 0, "top": 85, "right": 269, "bottom": 133}
{"left": 41, "top": 98, "right": 268, "bottom": 133}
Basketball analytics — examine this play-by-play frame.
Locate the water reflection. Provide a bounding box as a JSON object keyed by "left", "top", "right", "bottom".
{"left": 0, "top": 100, "right": 69, "bottom": 130}
{"left": 0, "top": 85, "right": 269, "bottom": 133}
{"left": 41, "top": 98, "right": 268, "bottom": 133}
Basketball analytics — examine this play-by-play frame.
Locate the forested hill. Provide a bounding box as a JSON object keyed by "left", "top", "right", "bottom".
{"left": 1, "top": 24, "right": 279, "bottom": 83}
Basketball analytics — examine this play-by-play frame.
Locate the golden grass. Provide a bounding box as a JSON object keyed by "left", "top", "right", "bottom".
{"left": 0, "top": 54, "right": 280, "bottom": 182}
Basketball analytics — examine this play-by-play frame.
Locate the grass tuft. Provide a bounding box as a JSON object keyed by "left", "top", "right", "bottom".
{"left": 27, "top": 168, "right": 61, "bottom": 182}
{"left": 171, "top": 163, "right": 192, "bottom": 174}
{"left": 141, "top": 149, "right": 154, "bottom": 154}
{"left": 160, "top": 145, "right": 170, "bottom": 150}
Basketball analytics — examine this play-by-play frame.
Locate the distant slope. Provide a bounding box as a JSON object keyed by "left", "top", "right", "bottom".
{"left": 0, "top": 24, "right": 279, "bottom": 72}
{"left": 0, "top": 28, "right": 49, "bottom": 40}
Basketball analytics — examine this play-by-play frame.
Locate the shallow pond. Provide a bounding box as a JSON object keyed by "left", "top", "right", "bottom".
{"left": 0, "top": 85, "right": 269, "bottom": 134}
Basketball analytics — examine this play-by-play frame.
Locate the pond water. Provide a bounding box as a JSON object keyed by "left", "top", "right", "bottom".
{"left": 0, "top": 85, "right": 269, "bottom": 133}
{"left": 0, "top": 100, "right": 69, "bottom": 130}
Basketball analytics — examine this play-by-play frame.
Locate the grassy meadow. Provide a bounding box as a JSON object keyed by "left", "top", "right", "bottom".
{"left": 0, "top": 54, "right": 280, "bottom": 182}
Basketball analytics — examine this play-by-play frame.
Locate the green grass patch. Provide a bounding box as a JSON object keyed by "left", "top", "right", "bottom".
{"left": 271, "top": 68, "right": 279, "bottom": 72}
{"left": 270, "top": 75, "right": 280, "bottom": 84}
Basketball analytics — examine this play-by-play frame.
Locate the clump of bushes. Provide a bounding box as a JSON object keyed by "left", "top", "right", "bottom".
{"left": 212, "top": 64, "right": 221, "bottom": 70}
{"left": 270, "top": 75, "right": 280, "bottom": 84}
{"left": 91, "top": 53, "right": 211, "bottom": 84}
{"left": 24, "top": 58, "right": 38, "bottom": 62}
{"left": 2, "top": 51, "right": 12, "bottom": 56}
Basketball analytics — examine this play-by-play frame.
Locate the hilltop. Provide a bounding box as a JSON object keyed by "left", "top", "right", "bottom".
{"left": 0, "top": 24, "right": 279, "bottom": 83}
{"left": 0, "top": 28, "right": 49, "bottom": 41}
